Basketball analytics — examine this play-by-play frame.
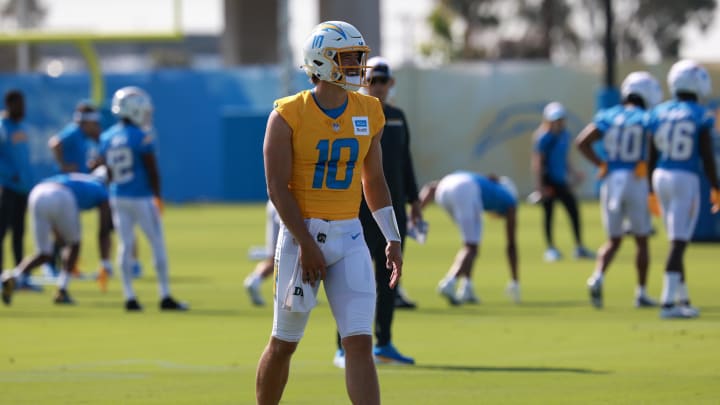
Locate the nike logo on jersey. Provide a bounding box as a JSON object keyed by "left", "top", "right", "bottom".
{"left": 351, "top": 232, "right": 361, "bottom": 240}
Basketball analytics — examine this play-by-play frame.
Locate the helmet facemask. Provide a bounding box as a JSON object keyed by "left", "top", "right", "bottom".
{"left": 302, "top": 21, "right": 371, "bottom": 92}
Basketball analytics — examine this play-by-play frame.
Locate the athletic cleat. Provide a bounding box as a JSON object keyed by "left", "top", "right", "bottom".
{"left": 679, "top": 304, "right": 700, "bottom": 318}
{"left": 160, "top": 296, "right": 189, "bottom": 311}
{"left": 506, "top": 282, "right": 521, "bottom": 304}
{"left": 587, "top": 277, "right": 603, "bottom": 309}
{"left": 333, "top": 348, "right": 346, "bottom": 369}
{"left": 373, "top": 343, "right": 415, "bottom": 365}
{"left": 96, "top": 267, "right": 111, "bottom": 293}
{"left": 243, "top": 276, "right": 265, "bottom": 306}
{"left": 394, "top": 295, "right": 417, "bottom": 309}
{"left": 394, "top": 285, "right": 417, "bottom": 309}
{"left": 125, "top": 298, "right": 143, "bottom": 312}
{"left": 634, "top": 295, "right": 658, "bottom": 308}
{"left": 437, "top": 279, "right": 460, "bottom": 306}
{"left": 456, "top": 281, "right": 480, "bottom": 304}
{"left": 660, "top": 305, "right": 699, "bottom": 319}
{"left": 53, "top": 289, "right": 75, "bottom": 305}
{"left": 544, "top": 247, "right": 562, "bottom": 262}
{"left": 574, "top": 246, "right": 596, "bottom": 260}
{"left": 2, "top": 275, "right": 15, "bottom": 306}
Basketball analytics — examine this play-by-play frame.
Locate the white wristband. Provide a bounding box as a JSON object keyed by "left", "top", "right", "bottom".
{"left": 371, "top": 206, "right": 401, "bottom": 242}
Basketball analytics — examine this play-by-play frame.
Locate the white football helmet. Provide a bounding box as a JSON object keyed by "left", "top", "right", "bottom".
{"left": 302, "top": 21, "right": 370, "bottom": 91}
{"left": 111, "top": 86, "right": 153, "bottom": 129}
{"left": 667, "top": 59, "right": 712, "bottom": 98}
{"left": 498, "top": 176, "right": 519, "bottom": 201}
{"left": 621, "top": 71, "right": 663, "bottom": 108}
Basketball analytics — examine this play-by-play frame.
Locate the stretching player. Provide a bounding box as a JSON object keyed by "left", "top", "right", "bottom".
{"left": 419, "top": 172, "right": 521, "bottom": 305}
{"left": 647, "top": 60, "right": 720, "bottom": 319}
{"left": 1, "top": 173, "right": 111, "bottom": 306}
{"left": 576, "top": 71, "right": 662, "bottom": 308}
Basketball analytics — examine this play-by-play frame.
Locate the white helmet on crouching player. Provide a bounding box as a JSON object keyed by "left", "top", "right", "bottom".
{"left": 111, "top": 86, "right": 154, "bottom": 130}
{"left": 667, "top": 59, "right": 712, "bottom": 98}
{"left": 301, "top": 21, "right": 371, "bottom": 91}
{"left": 621, "top": 71, "right": 663, "bottom": 109}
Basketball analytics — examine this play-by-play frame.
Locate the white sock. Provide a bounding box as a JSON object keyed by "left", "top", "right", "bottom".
{"left": 591, "top": 269, "right": 604, "bottom": 282}
{"left": 676, "top": 282, "right": 689, "bottom": 304}
{"left": 57, "top": 271, "right": 70, "bottom": 290}
{"left": 245, "top": 273, "right": 261, "bottom": 287}
{"left": 661, "top": 272, "right": 681, "bottom": 306}
{"left": 508, "top": 280, "right": 518, "bottom": 288}
{"left": 120, "top": 262, "right": 136, "bottom": 300}
{"left": 156, "top": 263, "right": 171, "bottom": 298}
{"left": 635, "top": 285, "right": 646, "bottom": 298}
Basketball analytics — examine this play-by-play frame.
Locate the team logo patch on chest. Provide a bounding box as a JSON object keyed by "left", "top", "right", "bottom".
{"left": 352, "top": 116, "right": 369, "bottom": 136}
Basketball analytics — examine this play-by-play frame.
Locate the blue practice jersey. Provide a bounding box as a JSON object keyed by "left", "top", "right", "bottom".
{"left": 534, "top": 129, "right": 570, "bottom": 185}
{"left": 56, "top": 123, "right": 98, "bottom": 173}
{"left": 44, "top": 173, "right": 108, "bottom": 210}
{"left": 98, "top": 123, "right": 155, "bottom": 197}
{"left": 594, "top": 105, "right": 649, "bottom": 172}
{"left": 0, "top": 117, "right": 34, "bottom": 193}
{"left": 647, "top": 99, "right": 715, "bottom": 174}
{"left": 456, "top": 171, "right": 517, "bottom": 215}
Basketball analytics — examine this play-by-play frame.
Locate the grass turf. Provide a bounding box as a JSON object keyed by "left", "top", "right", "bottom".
{"left": 1, "top": 202, "right": 719, "bottom": 404}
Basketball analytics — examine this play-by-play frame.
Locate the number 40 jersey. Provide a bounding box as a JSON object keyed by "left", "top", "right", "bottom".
{"left": 273, "top": 90, "right": 385, "bottom": 220}
{"left": 594, "top": 104, "right": 649, "bottom": 172}
{"left": 647, "top": 99, "right": 715, "bottom": 174}
{"left": 98, "top": 123, "right": 155, "bottom": 198}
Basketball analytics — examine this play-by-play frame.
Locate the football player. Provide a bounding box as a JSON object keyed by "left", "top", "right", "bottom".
{"left": 98, "top": 86, "right": 187, "bottom": 312}
{"left": 419, "top": 172, "right": 521, "bottom": 305}
{"left": 576, "top": 71, "right": 663, "bottom": 309}
{"left": 647, "top": 60, "right": 720, "bottom": 319}
{"left": 48, "top": 100, "right": 102, "bottom": 174}
{"left": 532, "top": 102, "right": 595, "bottom": 262}
{"left": 1, "top": 172, "right": 112, "bottom": 306}
{"left": 256, "top": 21, "right": 402, "bottom": 405}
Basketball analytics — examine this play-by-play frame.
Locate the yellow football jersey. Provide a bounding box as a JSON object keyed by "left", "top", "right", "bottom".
{"left": 273, "top": 90, "right": 385, "bottom": 220}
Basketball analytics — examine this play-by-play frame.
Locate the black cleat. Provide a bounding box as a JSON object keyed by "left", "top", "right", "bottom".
{"left": 394, "top": 295, "right": 417, "bottom": 310}
{"left": 160, "top": 296, "right": 189, "bottom": 311}
{"left": 2, "top": 276, "right": 15, "bottom": 306}
{"left": 125, "top": 298, "right": 143, "bottom": 312}
{"left": 53, "top": 289, "right": 75, "bottom": 305}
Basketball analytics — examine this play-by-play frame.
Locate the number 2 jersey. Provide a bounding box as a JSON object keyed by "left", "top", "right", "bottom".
{"left": 273, "top": 90, "right": 385, "bottom": 220}
{"left": 98, "top": 123, "right": 155, "bottom": 198}
{"left": 647, "top": 99, "right": 715, "bottom": 174}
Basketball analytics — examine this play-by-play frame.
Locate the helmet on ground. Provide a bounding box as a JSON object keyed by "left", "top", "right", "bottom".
{"left": 621, "top": 71, "right": 663, "bottom": 108}
{"left": 667, "top": 59, "right": 711, "bottom": 98}
{"left": 111, "top": 86, "right": 153, "bottom": 129}
{"left": 301, "top": 21, "right": 371, "bottom": 91}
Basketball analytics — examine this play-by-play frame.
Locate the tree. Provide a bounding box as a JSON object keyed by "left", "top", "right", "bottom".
{"left": 424, "top": 0, "right": 716, "bottom": 62}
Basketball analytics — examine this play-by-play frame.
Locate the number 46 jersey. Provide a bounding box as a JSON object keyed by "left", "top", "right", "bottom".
{"left": 647, "top": 99, "right": 715, "bottom": 173}
{"left": 98, "top": 123, "right": 155, "bottom": 198}
{"left": 594, "top": 105, "right": 649, "bottom": 172}
{"left": 273, "top": 90, "right": 385, "bottom": 220}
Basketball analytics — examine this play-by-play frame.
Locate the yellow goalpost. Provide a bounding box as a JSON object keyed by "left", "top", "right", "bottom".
{"left": 0, "top": 0, "right": 184, "bottom": 106}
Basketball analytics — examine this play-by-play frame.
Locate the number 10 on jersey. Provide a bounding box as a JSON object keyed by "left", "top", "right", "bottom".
{"left": 312, "top": 138, "right": 359, "bottom": 190}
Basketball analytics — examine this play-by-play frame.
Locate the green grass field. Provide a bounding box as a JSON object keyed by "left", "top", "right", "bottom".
{"left": 2, "top": 202, "right": 719, "bottom": 404}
